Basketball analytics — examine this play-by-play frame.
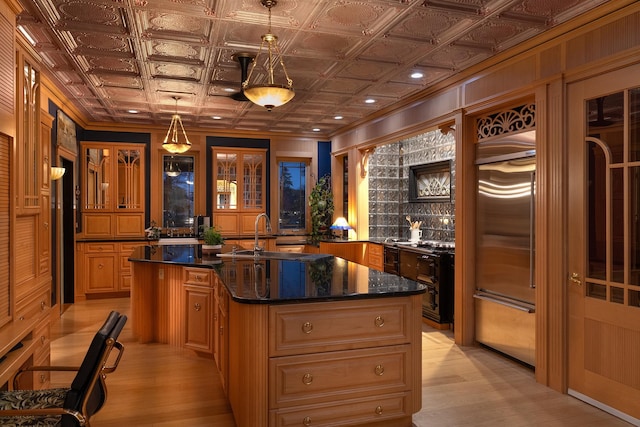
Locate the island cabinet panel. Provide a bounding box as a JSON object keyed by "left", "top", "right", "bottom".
{"left": 269, "top": 344, "right": 412, "bottom": 408}
{"left": 269, "top": 299, "right": 413, "bottom": 356}
{"left": 183, "top": 267, "right": 214, "bottom": 354}
{"left": 227, "top": 295, "right": 422, "bottom": 427}
{"left": 270, "top": 393, "right": 412, "bottom": 427}
{"left": 184, "top": 285, "right": 213, "bottom": 353}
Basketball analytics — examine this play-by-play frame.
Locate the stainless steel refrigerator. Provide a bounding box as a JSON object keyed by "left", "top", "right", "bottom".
{"left": 474, "top": 131, "right": 536, "bottom": 366}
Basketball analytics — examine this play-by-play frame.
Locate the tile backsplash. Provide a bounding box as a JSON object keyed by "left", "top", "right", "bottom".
{"left": 368, "top": 129, "right": 455, "bottom": 242}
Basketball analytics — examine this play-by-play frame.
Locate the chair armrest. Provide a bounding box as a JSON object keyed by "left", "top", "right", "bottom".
{"left": 102, "top": 341, "right": 124, "bottom": 375}
{"left": 12, "top": 366, "right": 79, "bottom": 389}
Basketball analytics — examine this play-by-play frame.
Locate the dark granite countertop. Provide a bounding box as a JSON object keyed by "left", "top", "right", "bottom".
{"left": 129, "top": 244, "right": 425, "bottom": 304}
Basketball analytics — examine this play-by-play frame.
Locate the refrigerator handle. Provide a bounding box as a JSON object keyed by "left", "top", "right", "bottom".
{"left": 530, "top": 171, "right": 536, "bottom": 289}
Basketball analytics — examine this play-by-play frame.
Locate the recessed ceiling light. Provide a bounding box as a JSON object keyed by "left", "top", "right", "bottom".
{"left": 223, "top": 88, "right": 235, "bottom": 93}
{"left": 410, "top": 72, "right": 424, "bottom": 79}
{"left": 212, "top": 116, "right": 222, "bottom": 120}
{"left": 365, "top": 98, "right": 376, "bottom": 104}
{"left": 334, "top": 115, "right": 343, "bottom": 120}
{"left": 312, "top": 128, "right": 321, "bottom": 132}
{"left": 127, "top": 109, "right": 139, "bottom": 114}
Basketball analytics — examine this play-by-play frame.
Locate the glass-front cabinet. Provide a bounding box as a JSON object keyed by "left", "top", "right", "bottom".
{"left": 81, "top": 142, "right": 145, "bottom": 238}
{"left": 212, "top": 148, "right": 266, "bottom": 235}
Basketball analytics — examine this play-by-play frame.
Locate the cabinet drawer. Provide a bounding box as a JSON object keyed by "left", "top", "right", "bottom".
{"left": 270, "top": 392, "right": 412, "bottom": 427}
{"left": 15, "top": 287, "right": 50, "bottom": 321}
{"left": 269, "top": 298, "right": 413, "bottom": 356}
{"left": 33, "top": 320, "right": 50, "bottom": 360}
{"left": 34, "top": 350, "right": 51, "bottom": 390}
{"left": 269, "top": 345, "right": 411, "bottom": 408}
{"left": 184, "top": 268, "right": 211, "bottom": 286}
{"left": 84, "top": 242, "right": 117, "bottom": 253}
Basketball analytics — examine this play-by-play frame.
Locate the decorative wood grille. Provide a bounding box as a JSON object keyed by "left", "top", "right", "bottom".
{"left": 476, "top": 103, "right": 536, "bottom": 142}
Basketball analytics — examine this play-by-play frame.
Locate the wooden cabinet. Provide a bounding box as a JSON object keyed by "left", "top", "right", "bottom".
{"left": 183, "top": 268, "right": 214, "bottom": 354}
{"left": 76, "top": 241, "right": 143, "bottom": 299}
{"left": 212, "top": 148, "right": 267, "bottom": 235}
{"left": 80, "top": 142, "right": 145, "bottom": 238}
{"left": 367, "top": 243, "right": 384, "bottom": 271}
{"left": 228, "top": 295, "right": 422, "bottom": 427}
{"left": 318, "top": 241, "right": 365, "bottom": 264}
{"left": 216, "top": 282, "right": 229, "bottom": 393}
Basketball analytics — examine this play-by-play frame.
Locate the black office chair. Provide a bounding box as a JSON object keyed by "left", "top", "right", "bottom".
{"left": 0, "top": 311, "right": 127, "bottom": 426}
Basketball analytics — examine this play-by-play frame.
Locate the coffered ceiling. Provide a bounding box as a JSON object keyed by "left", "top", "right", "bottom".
{"left": 16, "top": 0, "right": 611, "bottom": 136}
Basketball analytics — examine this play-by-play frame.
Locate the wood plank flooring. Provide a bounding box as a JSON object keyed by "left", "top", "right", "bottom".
{"left": 48, "top": 298, "right": 631, "bottom": 427}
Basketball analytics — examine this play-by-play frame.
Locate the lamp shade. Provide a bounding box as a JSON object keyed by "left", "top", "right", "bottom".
{"left": 330, "top": 217, "right": 352, "bottom": 230}
{"left": 243, "top": 84, "right": 295, "bottom": 111}
{"left": 50, "top": 167, "right": 65, "bottom": 181}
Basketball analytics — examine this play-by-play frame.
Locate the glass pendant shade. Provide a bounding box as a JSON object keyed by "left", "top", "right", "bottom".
{"left": 243, "top": 84, "right": 295, "bottom": 111}
{"left": 165, "top": 159, "right": 181, "bottom": 177}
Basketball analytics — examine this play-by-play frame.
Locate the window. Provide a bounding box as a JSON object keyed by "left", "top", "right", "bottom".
{"left": 278, "top": 160, "right": 307, "bottom": 231}
{"left": 163, "top": 155, "right": 195, "bottom": 229}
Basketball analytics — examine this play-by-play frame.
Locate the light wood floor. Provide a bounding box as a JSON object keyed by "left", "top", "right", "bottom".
{"left": 48, "top": 298, "right": 631, "bottom": 427}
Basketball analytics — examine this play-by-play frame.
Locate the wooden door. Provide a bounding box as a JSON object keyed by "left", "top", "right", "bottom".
{"left": 567, "top": 65, "right": 640, "bottom": 423}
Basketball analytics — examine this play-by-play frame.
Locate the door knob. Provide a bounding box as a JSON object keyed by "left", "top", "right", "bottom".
{"left": 569, "top": 272, "right": 582, "bottom": 286}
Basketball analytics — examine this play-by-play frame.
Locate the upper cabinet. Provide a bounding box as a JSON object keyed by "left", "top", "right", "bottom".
{"left": 81, "top": 142, "right": 145, "bottom": 238}
{"left": 212, "top": 148, "right": 266, "bottom": 235}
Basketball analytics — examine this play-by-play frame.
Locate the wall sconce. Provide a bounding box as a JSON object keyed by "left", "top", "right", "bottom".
{"left": 330, "top": 217, "right": 352, "bottom": 240}
{"left": 50, "top": 167, "right": 65, "bottom": 181}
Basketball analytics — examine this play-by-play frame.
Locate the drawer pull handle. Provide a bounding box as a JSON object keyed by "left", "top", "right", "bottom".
{"left": 194, "top": 303, "right": 201, "bottom": 311}
{"left": 302, "top": 373, "right": 313, "bottom": 385}
{"left": 195, "top": 275, "right": 203, "bottom": 282}
{"left": 303, "top": 416, "right": 312, "bottom": 426}
{"left": 40, "top": 335, "right": 46, "bottom": 344}
{"left": 41, "top": 301, "right": 46, "bottom": 310}
{"left": 375, "top": 405, "right": 383, "bottom": 415}
{"left": 301, "top": 321, "right": 313, "bottom": 334}
{"left": 374, "top": 316, "right": 385, "bottom": 327}
{"left": 98, "top": 263, "right": 104, "bottom": 269}
{"left": 40, "top": 374, "right": 46, "bottom": 384}
{"left": 374, "top": 364, "right": 385, "bottom": 376}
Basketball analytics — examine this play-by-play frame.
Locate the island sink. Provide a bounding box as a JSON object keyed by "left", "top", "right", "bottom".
{"left": 216, "top": 250, "right": 330, "bottom": 261}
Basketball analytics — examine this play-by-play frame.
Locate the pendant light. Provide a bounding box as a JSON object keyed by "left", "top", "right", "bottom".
{"left": 165, "top": 157, "right": 181, "bottom": 177}
{"left": 162, "top": 96, "right": 191, "bottom": 154}
{"left": 242, "top": 0, "right": 294, "bottom": 111}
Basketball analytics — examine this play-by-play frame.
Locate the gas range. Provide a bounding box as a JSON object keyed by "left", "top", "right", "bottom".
{"left": 385, "top": 239, "right": 455, "bottom": 252}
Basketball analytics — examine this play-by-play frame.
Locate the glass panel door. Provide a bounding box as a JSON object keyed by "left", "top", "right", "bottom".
{"left": 84, "top": 147, "right": 111, "bottom": 210}
{"left": 117, "top": 148, "right": 142, "bottom": 209}
{"left": 242, "top": 153, "right": 264, "bottom": 210}
{"left": 216, "top": 152, "right": 237, "bottom": 210}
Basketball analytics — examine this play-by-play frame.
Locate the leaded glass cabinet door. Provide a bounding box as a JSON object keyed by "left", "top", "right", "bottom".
{"left": 212, "top": 148, "right": 267, "bottom": 235}
{"left": 84, "top": 146, "right": 111, "bottom": 210}
{"left": 242, "top": 152, "right": 264, "bottom": 210}
{"left": 116, "top": 148, "right": 143, "bottom": 210}
{"left": 568, "top": 68, "right": 640, "bottom": 422}
{"left": 215, "top": 152, "right": 238, "bottom": 210}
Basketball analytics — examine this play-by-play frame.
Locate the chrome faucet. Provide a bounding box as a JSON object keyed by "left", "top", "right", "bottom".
{"left": 254, "top": 213, "right": 272, "bottom": 252}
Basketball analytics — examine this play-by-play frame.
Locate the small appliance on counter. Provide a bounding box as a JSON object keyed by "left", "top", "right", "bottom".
{"left": 193, "top": 216, "right": 211, "bottom": 238}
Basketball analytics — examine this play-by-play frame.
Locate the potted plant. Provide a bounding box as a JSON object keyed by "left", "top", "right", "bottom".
{"left": 309, "top": 175, "right": 334, "bottom": 245}
{"left": 202, "top": 226, "right": 224, "bottom": 250}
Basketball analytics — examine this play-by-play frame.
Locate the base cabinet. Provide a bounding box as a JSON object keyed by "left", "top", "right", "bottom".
{"left": 184, "top": 285, "right": 213, "bottom": 354}
{"left": 76, "top": 241, "right": 144, "bottom": 299}
{"left": 228, "top": 295, "right": 422, "bottom": 427}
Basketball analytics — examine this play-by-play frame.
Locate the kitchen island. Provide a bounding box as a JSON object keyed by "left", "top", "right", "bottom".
{"left": 129, "top": 244, "right": 425, "bottom": 427}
